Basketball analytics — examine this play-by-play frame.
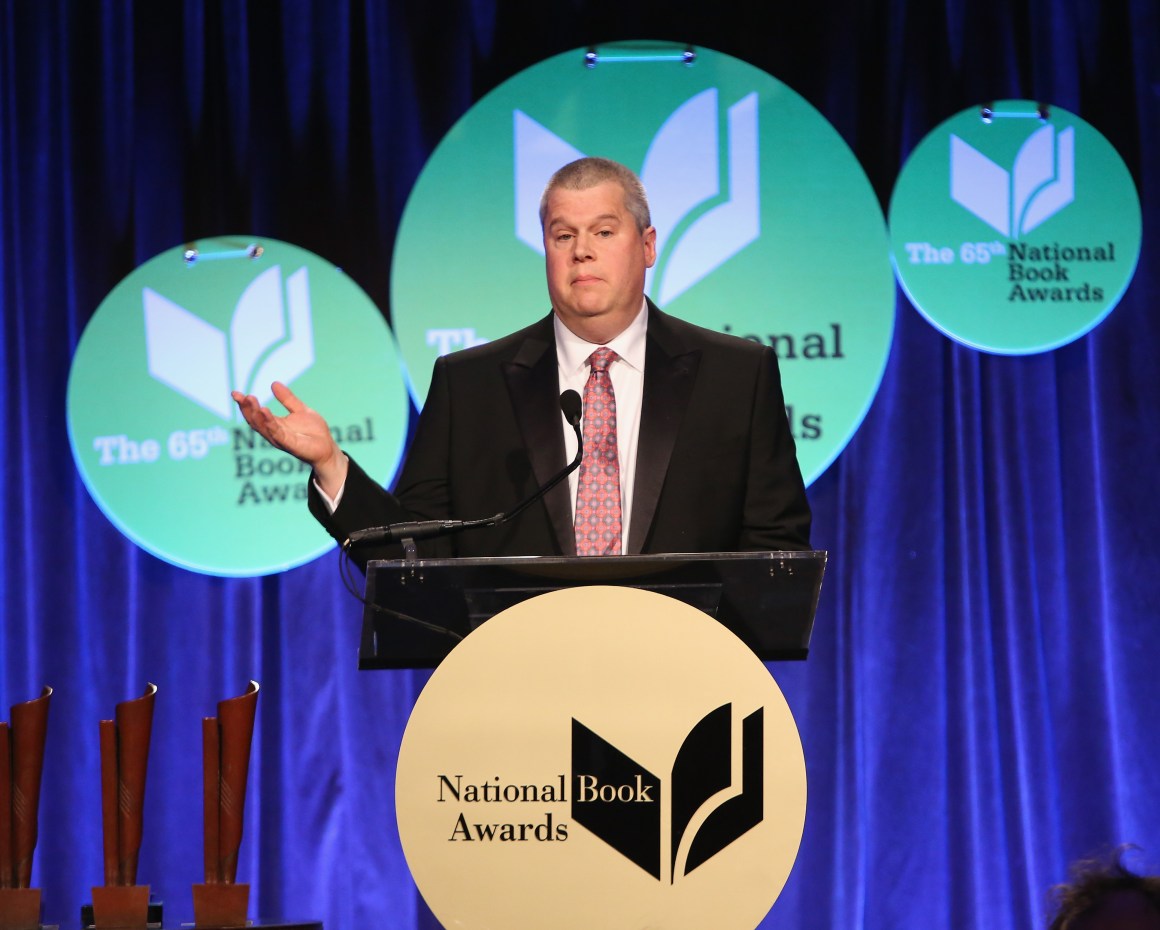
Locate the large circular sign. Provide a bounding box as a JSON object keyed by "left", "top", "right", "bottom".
{"left": 889, "top": 100, "right": 1142, "bottom": 353}
{"left": 395, "top": 586, "right": 807, "bottom": 929}
{"left": 391, "top": 42, "right": 895, "bottom": 485}
{"left": 67, "top": 236, "right": 410, "bottom": 576}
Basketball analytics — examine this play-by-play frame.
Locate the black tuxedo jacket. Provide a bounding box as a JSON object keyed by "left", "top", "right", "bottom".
{"left": 309, "top": 303, "right": 811, "bottom": 563}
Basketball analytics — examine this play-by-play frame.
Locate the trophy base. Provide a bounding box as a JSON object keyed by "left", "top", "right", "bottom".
{"left": 0, "top": 887, "right": 42, "bottom": 930}
{"left": 89, "top": 885, "right": 151, "bottom": 929}
{"left": 192, "top": 883, "right": 249, "bottom": 928}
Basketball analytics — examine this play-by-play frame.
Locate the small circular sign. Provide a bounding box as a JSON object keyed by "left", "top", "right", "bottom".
{"left": 395, "top": 586, "right": 807, "bottom": 930}
{"left": 67, "top": 236, "right": 410, "bottom": 576}
{"left": 391, "top": 42, "right": 895, "bottom": 485}
{"left": 889, "top": 100, "right": 1142, "bottom": 353}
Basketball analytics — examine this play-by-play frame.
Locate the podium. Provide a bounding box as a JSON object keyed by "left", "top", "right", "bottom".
{"left": 358, "top": 549, "right": 826, "bottom": 668}
{"left": 377, "top": 552, "right": 829, "bottom": 930}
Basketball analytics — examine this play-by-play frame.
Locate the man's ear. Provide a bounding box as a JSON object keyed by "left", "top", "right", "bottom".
{"left": 642, "top": 225, "right": 658, "bottom": 268}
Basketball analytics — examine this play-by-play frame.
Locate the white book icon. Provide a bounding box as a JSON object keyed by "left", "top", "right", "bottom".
{"left": 950, "top": 124, "right": 1075, "bottom": 238}
{"left": 143, "top": 265, "right": 315, "bottom": 419}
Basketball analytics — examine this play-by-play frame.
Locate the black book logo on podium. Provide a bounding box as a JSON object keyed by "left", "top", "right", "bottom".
{"left": 571, "top": 703, "right": 764, "bottom": 882}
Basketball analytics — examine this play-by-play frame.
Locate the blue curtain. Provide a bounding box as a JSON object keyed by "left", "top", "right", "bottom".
{"left": 2, "top": 1, "right": 1157, "bottom": 927}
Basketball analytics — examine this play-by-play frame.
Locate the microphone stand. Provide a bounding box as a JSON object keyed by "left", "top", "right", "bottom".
{"left": 344, "top": 390, "right": 584, "bottom": 561}
{"left": 335, "top": 390, "right": 585, "bottom": 643}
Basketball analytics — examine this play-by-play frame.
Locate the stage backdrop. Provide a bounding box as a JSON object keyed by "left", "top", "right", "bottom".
{"left": 2, "top": 2, "right": 1158, "bottom": 929}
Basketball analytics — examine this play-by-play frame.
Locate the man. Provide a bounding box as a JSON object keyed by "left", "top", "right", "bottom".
{"left": 233, "top": 157, "right": 811, "bottom": 564}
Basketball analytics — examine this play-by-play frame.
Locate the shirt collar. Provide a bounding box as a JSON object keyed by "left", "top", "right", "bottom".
{"left": 554, "top": 299, "right": 649, "bottom": 375}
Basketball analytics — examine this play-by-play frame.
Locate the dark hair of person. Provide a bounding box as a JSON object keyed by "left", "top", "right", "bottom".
{"left": 1047, "top": 847, "right": 1160, "bottom": 929}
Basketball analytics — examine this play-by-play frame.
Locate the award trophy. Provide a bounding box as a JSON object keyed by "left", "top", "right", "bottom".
{"left": 0, "top": 687, "right": 52, "bottom": 930}
{"left": 192, "top": 682, "right": 259, "bottom": 929}
{"left": 91, "top": 683, "right": 156, "bottom": 930}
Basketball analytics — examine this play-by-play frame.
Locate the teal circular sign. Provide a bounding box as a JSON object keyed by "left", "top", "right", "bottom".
{"left": 391, "top": 42, "right": 895, "bottom": 485}
{"left": 889, "top": 100, "right": 1142, "bottom": 353}
{"left": 67, "top": 236, "right": 409, "bottom": 576}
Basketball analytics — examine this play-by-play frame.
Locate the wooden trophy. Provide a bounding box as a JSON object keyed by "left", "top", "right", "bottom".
{"left": 192, "top": 681, "right": 259, "bottom": 929}
{"left": 0, "top": 687, "right": 52, "bottom": 930}
{"left": 91, "top": 683, "right": 156, "bottom": 930}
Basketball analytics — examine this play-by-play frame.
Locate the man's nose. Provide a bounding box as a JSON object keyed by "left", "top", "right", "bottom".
{"left": 572, "top": 233, "right": 596, "bottom": 260}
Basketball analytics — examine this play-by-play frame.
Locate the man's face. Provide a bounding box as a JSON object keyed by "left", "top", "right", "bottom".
{"left": 542, "top": 180, "right": 657, "bottom": 344}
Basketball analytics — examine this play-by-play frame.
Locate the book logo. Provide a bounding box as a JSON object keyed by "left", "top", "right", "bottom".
{"left": 949, "top": 124, "right": 1075, "bottom": 238}
{"left": 889, "top": 100, "right": 1140, "bottom": 354}
{"left": 67, "top": 237, "right": 408, "bottom": 576}
{"left": 143, "top": 265, "right": 315, "bottom": 420}
{"left": 390, "top": 42, "right": 896, "bottom": 488}
{"left": 572, "top": 703, "right": 762, "bottom": 882}
{"left": 514, "top": 88, "right": 760, "bottom": 305}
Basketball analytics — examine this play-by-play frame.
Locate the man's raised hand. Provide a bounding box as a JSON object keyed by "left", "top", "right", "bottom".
{"left": 231, "top": 381, "right": 348, "bottom": 496}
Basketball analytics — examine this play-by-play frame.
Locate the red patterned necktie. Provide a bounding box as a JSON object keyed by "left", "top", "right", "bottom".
{"left": 574, "top": 347, "right": 622, "bottom": 556}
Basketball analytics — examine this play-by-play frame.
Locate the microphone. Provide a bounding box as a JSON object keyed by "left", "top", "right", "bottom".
{"left": 344, "top": 390, "right": 585, "bottom": 548}
{"left": 560, "top": 388, "right": 581, "bottom": 429}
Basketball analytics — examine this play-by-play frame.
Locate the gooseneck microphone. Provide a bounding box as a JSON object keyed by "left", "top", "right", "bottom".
{"left": 559, "top": 388, "right": 582, "bottom": 430}
{"left": 343, "top": 390, "right": 584, "bottom": 549}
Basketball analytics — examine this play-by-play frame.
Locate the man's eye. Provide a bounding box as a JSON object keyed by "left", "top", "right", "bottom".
{"left": 556, "top": 233, "right": 573, "bottom": 242}
{"left": 597, "top": 230, "right": 613, "bottom": 237}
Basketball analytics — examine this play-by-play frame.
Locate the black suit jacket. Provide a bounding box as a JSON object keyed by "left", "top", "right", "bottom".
{"left": 309, "top": 303, "right": 811, "bottom": 563}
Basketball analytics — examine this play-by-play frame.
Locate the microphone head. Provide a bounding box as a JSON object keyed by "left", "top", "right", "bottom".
{"left": 560, "top": 389, "right": 582, "bottom": 426}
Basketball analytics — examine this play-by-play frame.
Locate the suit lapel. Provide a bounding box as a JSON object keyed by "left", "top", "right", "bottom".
{"left": 628, "top": 306, "right": 699, "bottom": 554}
{"left": 503, "top": 318, "right": 577, "bottom": 556}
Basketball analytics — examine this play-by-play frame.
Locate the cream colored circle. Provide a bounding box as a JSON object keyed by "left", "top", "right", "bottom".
{"left": 396, "top": 585, "right": 806, "bottom": 930}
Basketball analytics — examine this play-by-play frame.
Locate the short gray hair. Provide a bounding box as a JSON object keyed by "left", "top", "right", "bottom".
{"left": 539, "top": 157, "right": 651, "bottom": 232}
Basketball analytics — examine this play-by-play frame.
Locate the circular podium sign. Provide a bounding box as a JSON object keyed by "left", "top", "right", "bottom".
{"left": 396, "top": 586, "right": 807, "bottom": 930}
